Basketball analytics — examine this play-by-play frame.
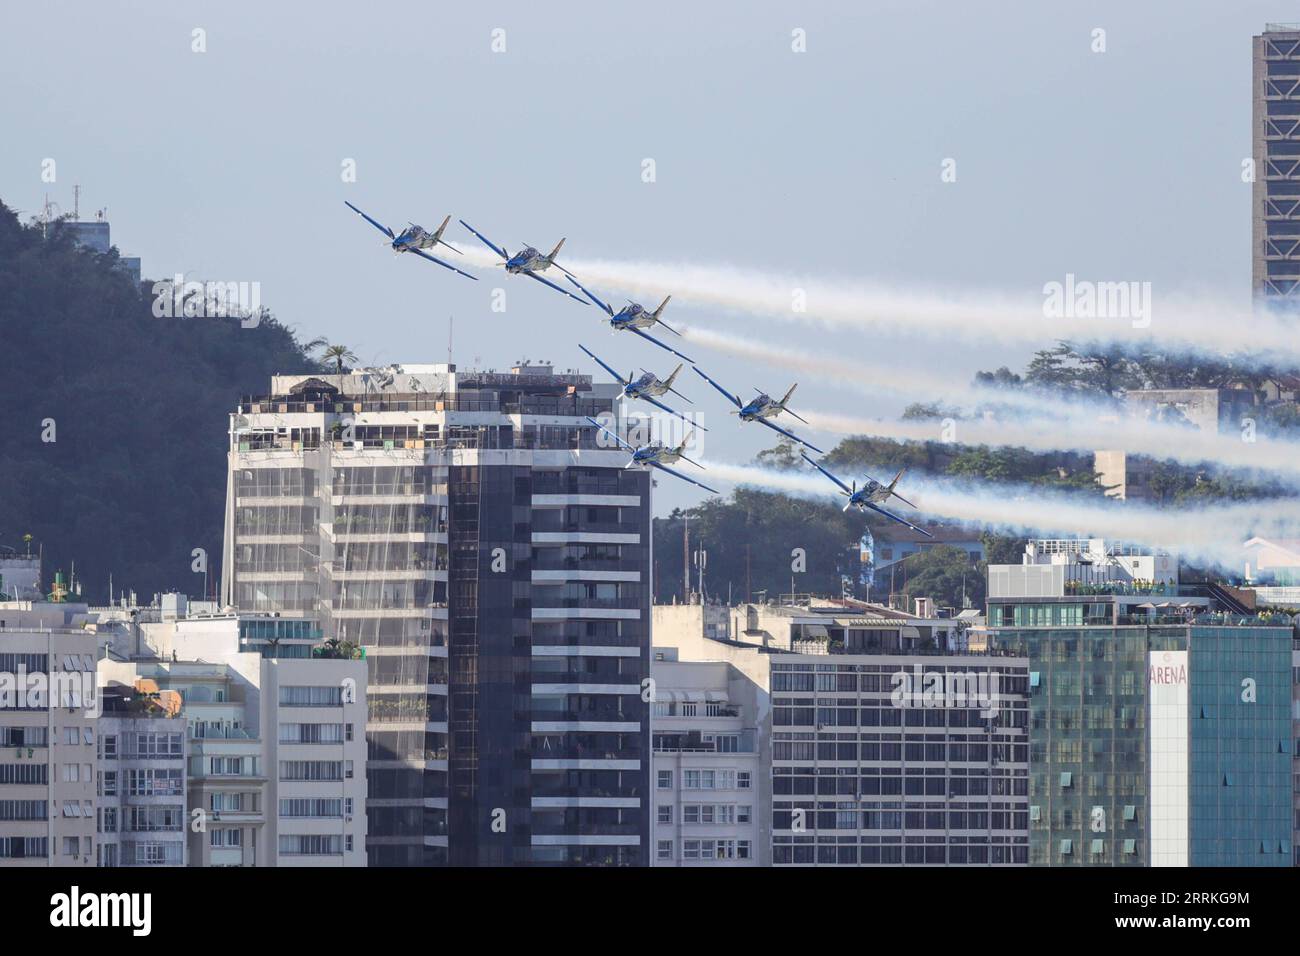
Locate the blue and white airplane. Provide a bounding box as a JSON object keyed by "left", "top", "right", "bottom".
{"left": 801, "top": 452, "right": 932, "bottom": 537}
{"left": 343, "top": 202, "right": 476, "bottom": 280}
{"left": 579, "top": 345, "right": 701, "bottom": 431}
{"left": 692, "top": 367, "right": 823, "bottom": 453}
{"left": 457, "top": 219, "right": 587, "bottom": 303}
{"left": 584, "top": 417, "right": 718, "bottom": 494}
{"left": 565, "top": 275, "right": 692, "bottom": 362}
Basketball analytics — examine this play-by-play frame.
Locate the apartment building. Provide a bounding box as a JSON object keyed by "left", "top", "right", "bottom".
{"left": 650, "top": 655, "right": 763, "bottom": 866}
{"left": 0, "top": 600, "right": 100, "bottom": 866}
{"left": 654, "top": 599, "right": 1032, "bottom": 866}
{"left": 221, "top": 363, "right": 652, "bottom": 866}
{"left": 96, "top": 692, "right": 188, "bottom": 867}
{"left": 100, "top": 609, "right": 368, "bottom": 866}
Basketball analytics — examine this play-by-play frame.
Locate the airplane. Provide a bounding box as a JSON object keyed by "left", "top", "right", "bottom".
{"left": 801, "top": 451, "right": 933, "bottom": 537}
{"left": 691, "top": 366, "right": 823, "bottom": 453}
{"left": 343, "top": 202, "right": 476, "bottom": 280}
{"left": 578, "top": 345, "right": 702, "bottom": 431}
{"left": 583, "top": 416, "right": 718, "bottom": 494}
{"left": 565, "top": 275, "right": 692, "bottom": 362}
{"left": 458, "top": 219, "right": 587, "bottom": 304}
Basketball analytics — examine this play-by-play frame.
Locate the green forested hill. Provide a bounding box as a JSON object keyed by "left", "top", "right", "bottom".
{"left": 0, "top": 200, "right": 317, "bottom": 602}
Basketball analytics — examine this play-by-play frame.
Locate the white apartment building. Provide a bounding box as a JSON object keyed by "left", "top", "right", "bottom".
{"left": 653, "top": 599, "right": 1031, "bottom": 866}
{"left": 0, "top": 600, "right": 100, "bottom": 866}
{"left": 100, "top": 609, "right": 368, "bottom": 866}
{"left": 650, "top": 655, "right": 762, "bottom": 866}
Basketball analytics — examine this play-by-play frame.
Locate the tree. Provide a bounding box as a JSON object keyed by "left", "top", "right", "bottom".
{"left": 322, "top": 344, "right": 359, "bottom": 374}
{"left": 0, "top": 198, "right": 317, "bottom": 602}
{"left": 753, "top": 439, "right": 802, "bottom": 471}
{"left": 899, "top": 545, "right": 984, "bottom": 610}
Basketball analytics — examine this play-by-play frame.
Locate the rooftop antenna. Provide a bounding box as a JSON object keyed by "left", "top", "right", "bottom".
{"left": 447, "top": 315, "right": 454, "bottom": 368}
{"left": 73, "top": 184, "right": 80, "bottom": 220}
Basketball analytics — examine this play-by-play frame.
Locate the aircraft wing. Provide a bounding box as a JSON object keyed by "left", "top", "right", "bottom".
{"left": 691, "top": 367, "right": 743, "bottom": 409}
{"left": 627, "top": 326, "right": 693, "bottom": 362}
{"left": 458, "top": 219, "right": 508, "bottom": 260}
{"left": 800, "top": 451, "right": 852, "bottom": 495}
{"left": 866, "top": 501, "right": 933, "bottom": 538}
{"left": 755, "top": 415, "right": 823, "bottom": 453}
{"left": 344, "top": 201, "right": 395, "bottom": 240}
{"left": 565, "top": 275, "right": 614, "bottom": 315}
{"left": 651, "top": 461, "right": 718, "bottom": 495}
{"left": 583, "top": 416, "right": 636, "bottom": 452}
{"left": 579, "top": 345, "right": 627, "bottom": 386}
{"left": 889, "top": 490, "right": 918, "bottom": 509}
{"left": 519, "top": 270, "right": 586, "bottom": 303}
{"left": 408, "top": 247, "right": 478, "bottom": 281}
{"left": 639, "top": 393, "right": 706, "bottom": 431}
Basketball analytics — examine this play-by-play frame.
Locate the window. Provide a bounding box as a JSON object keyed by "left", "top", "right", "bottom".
{"left": 683, "top": 840, "right": 701, "bottom": 860}
{"left": 657, "top": 805, "right": 673, "bottom": 824}
{"left": 657, "top": 770, "right": 672, "bottom": 789}
{"left": 738, "top": 771, "right": 752, "bottom": 790}
{"left": 210, "top": 828, "right": 242, "bottom": 848}
{"left": 737, "top": 805, "right": 752, "bottom": 824}
{"left": 656, "top": 840, "right": 673, "bottom": 861}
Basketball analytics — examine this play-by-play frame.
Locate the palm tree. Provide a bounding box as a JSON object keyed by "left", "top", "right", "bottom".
{"left": 321, "top": 344, "right": 358, "bottom": 374}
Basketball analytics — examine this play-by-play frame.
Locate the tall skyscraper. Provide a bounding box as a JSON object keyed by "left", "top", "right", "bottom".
{"left": 1253, "top": 24, "right": 1300, "bottom": 305}
{"left": 221, "top": 362, "right": 652, "bottom": 865}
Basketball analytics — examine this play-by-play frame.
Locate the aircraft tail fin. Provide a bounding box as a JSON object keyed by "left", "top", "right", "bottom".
{"left": 780, "top": 382, "right": 798, "bottom": 407}
{"left": 887, "top": 467, "right": 917, "bottom": 508}
{"left": 548, "top": 238, "right": 566, "bottom": 261}
{"left": 652, "top": 295, "right": 672, "bottom": 320}
{"left": 663, "top": 363, "right": 683, "bottom": 390}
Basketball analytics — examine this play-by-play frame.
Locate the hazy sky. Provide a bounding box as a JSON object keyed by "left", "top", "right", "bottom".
{"left": 1, "top": 0, "right": 1286, "bottom": 513}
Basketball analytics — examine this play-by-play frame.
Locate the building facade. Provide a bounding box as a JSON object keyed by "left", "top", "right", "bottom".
{"left": 650, "top": 656, "right": 763, "bottom": 866}
{"left": 1254, "top": 23, "right": 1300, "bottom": 306}
{"left": 0, "top": 601, "right": 100, "bottom": 867}
{"left": 985, "top": 540, "right": 1294, "bottom": 866}
{"left": 654, "top": 599, "right": 1032, "bottom": 866}
{"left": 221, "top": 363, "right": 652, "bottom": 865}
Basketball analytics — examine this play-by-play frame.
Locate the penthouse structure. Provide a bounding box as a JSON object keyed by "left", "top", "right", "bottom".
{"left": 221, "top": 362, "right": 653, "bottom": 865}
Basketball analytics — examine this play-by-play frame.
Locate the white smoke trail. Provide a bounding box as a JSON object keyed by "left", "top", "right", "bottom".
{"left": 671, "top": 326, "right": 1300, "bottom": 483}
{"left": 698, "top": 460, "right": 1300, "bottom": 568}
{"left": 801, "top": 408, "right": 1300, "bottom": 483}
{"left": 443, "top": 240, "right": 1300, "bottom": 364}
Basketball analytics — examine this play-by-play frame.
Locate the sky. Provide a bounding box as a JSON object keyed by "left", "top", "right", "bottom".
{"left": 1, "top": 0, "right": 1289, "bottom": 514}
